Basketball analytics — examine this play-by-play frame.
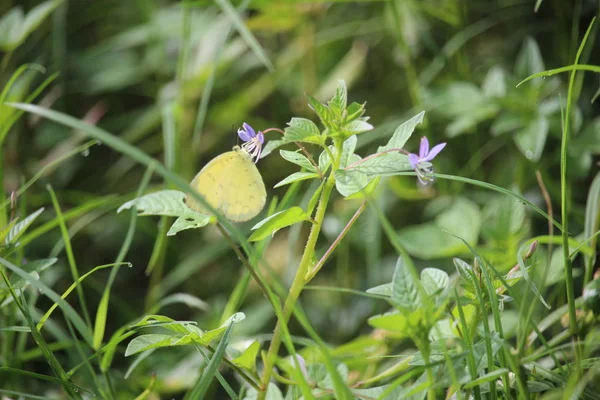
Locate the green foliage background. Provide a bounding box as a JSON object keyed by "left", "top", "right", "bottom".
{"left": 1, "top": 0, "right": 600, "bottom": 399}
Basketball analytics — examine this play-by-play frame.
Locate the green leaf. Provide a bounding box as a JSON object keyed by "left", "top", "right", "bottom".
{"left": 125, "top": 334, "right": 180, "bottom": 357}
{"left": 318, "top": 148, "right": 331, "bottom": 172}
{"left": 5, "top": 207, "right": 44, "bottom": 245}
{"left": 274, "top": 172, "right": 319, "bottom": 188}
{"left": 343, "top": 120, "right": 373, "bottom": 135}
{"left": 482, "top": 67, "right": 507, "bottom": 98}
{"left": 347, "top": 153, "right": 411, "bottom": 176}
{"left": 453, "top": 258, "right": 476, "bottom": 286}
{"left": 464, "top": 368, "right": 510, "bottom": 389}
{"left": 308, "top": 94, "right": 335, "bottom": 127}
{"left": 420, "top": 268, "right": 449, "bottom": 295}
{"left": 379, "top": 111, "right": 425, "bottom": 152}
{"left": 334, "top": 169, "right": 370, "bottom": 197}
{"left": 167, "top": 215, "right": 211, "bottom": 236}
{"left": 0, "top": 7, "right": 24, "bottom": 51}
{"left": 366, "top": 282, "right": 392, "bottom": 297}
{"left": 328, "top": 80, "right": 347, "bottom": 116}
{"left": 280, "top": 150, "right": 317, "bottom": 172}
{"left": 515, "top": 37, "right": 545, "bottom": 86}
{"left": 22, "top": 0, "right": 63, "bottom": 44}
{"left": 367, "top": 312, "right": 410, "bottom": 339}
{"left": 284, "top": 118, "right": 323, "bottom": 144}
{"left": 249, "top": 207, "right": 309, "bottom": 241}
{"left": 339, "top": 135, "right": 357, "bottom": 167}
{"left": 398, "top": 224, "right": 467, "bottom": 260}
{"left": 514, "top": 116, "right": 549, "bottom": 162}
{"left": 261, "top": 139, "right": 286, "bottom": 158}
{"left": 345, "top": 102, "right": 366, "bottom": 122}
{"left": 118, "top": 190, "right": 211, "bottom": 235}
{"left": 391, "top": 257, "right": 421, "bottom": 312}
{"left": 231, "top": 340, "right": 260, "bottom": 371}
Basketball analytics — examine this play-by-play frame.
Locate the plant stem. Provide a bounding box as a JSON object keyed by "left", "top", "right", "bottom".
{"left": 258, "top": 147, "right": 341, "bottom": 398}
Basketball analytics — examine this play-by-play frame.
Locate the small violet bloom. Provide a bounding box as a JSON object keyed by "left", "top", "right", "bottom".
{"left": 408, "top": 136, "right": 446, "bottom": 185}
{"left": 238, "top": 122, "right": 264, "bottom": 163}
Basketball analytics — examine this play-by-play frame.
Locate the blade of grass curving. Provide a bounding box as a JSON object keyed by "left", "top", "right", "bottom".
{"left": 0, "top": 64, "right": 46, "bottom": 118}
{"left": 185, "top": 321, "right": 235, "bottom": 400}
{"left": 560, "top": 17, "right": 596, "bottom": 377}
{"left": 37, "top": 262, "right": 131, "bottom": 331}
{"left": 47, "top": 185, "right": 92, "bottom": 329}
{"left": 213, "top": 0, "right": 274, "bottom": 72}
{"left": 453, "top": 288, "right": 482, "bottom": 400}
{"left": 0, "top": 140, "right": 99, "bottom": 210}
{"left": 0, "top": 271, "right": 83, "bottom": 399}
{"left": 0, "top": 257, "right": 92, "bottom": 345}
{"left": 0, "top": 389, "right": 52, "bottom": 399}
{"left": 94, "top": 165, "right": 153, "bottom": 349}
{"left": 516, "top": 64, "right": 600, "bottom": 87}
{"left": 0, "top": 368, "right": 91, "bottom": 395}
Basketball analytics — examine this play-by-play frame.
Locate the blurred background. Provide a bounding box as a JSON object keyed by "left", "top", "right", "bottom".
{"left": 1, "top": 0, "right": 599, "bottom": 396}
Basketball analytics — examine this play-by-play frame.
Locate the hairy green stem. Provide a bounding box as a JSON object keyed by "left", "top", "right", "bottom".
{"left": 258, "top": 146, "right": 341, "bottom": 398}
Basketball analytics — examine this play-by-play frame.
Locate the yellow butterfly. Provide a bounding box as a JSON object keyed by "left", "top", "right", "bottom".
{"left": 186, "top": 124, "right": 266, "bottom": 222}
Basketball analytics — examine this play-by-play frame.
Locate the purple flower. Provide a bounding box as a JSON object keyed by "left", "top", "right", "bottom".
{"left": 408, "top": 136, "right": 446, "bottom": 185}
{"left": 238, "top": 122, "right": 264, "bottom": 163}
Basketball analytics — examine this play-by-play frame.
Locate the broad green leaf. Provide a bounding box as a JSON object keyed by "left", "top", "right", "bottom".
{"left": 280, "top": 150, "right": 317, "bottom": 172}
{"left": 231, "top": 340, "right": 260, "bottom": 371}
{"left": 379, "top": 111, "right": 425, "bottom": 152}
{"left": 249, "top": 207, "right": 308, "bottom": 241}
{"left": 391, "top": 257, "right": 421, "bottom": 312}
{"left": 345, "top": 102, "right": 366, "bottom": 122}
{"left": 340, "top": 135, "right": 357, "bottom": 167}
{"left": 5, "top": 207, "right": 44, "bottom": 245}
{"left": 274, "top": 172, "right": 319, "bottom": 188}
{"left": 125, "top": 334, "right": 184, "bottom": 357}
{"left": 435, "top": 197, "right": 481, "bottom": 246}
{"left": 481, "top": 196, "right": 526, "bottom": 242}
{"left": 328, "top": 80, "right": 347, "bottom": 116}
{"left": 334, "top": 169, "right": 370, "bottom": 197}
{"left": 318, "top": 148, "right": 331, "bottom": 171}
{"left": 420, "top": 268, "right": 449, "bottom": 295}
{"left": 514, "top": 116, "right": 549, "bottom": 162}
{"left": 284, "top": 118, "right": 323, "bottom": 144}
{"left": 367, "top": 312, "right": 410, "bottom": 339}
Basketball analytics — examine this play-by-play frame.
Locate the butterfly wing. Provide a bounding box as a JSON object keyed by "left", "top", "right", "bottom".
{"left": 220, "top": 150, "right": 266, "bottom": 222}
{"left": 186, "top": 150, "right": 266, "bottom": 222}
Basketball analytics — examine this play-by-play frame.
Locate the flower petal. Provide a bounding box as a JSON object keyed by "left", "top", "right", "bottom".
{"left": 238, "top": 128, "right": 252, "bottom": 142}
{"left": 422, "top": 143, "right": 446, "bottom": 162}
{"left": 419, "top": 136, "right": 429, "bottom": 158}
{"left": 243, "top": 122, "right": 256, "bottom": 138}
{"left": 257, "top": 131, "right": 264, "bottom": 144}
{"left": 408, "top": 153, "right": 419, "bottom": 169}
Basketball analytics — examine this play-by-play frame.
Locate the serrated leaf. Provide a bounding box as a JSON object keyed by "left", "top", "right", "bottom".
{"left": 6, "top": 207, "right": 44, "bottom": 245}
{"left": 345, "top": 102, "right": 366, "bottom": 122}
{"left": 284, "top": 118, "right": 323, "bottom": 144}
{"left": 453, "top": 258, "right": 475, "bottom": 285}
{"left": 343, "top": 120, "right": 373, "bottom": 135}
{"left": 340, "top": 135, "right": 357, "bottom": 167}
{"left": 274, "top": 172, "right": 319, "bottom": 188}
{"left": 231, "top": 340, "right": 260, "bottom": 371}
{"left": 328, "top": 80, "right": 347, "bottom": 116}
{"left": 280, "top": 150, "right": 317, "bottom": 172}
{"left": 347, "top": 152, "right": 412, "bottom": 176}
{"left": 308, "top": 94, "right": 335, "bottom": 127}
{"left": 318, "top": 148, "right": 331, "bottom": 172}
{"left": 420, "top": 268, "right": 449, "bottom": 295}
{"left": 391, "top": 257, "right": 421, "bottom": 312}
{"left": 379, "top": 111, "right": 425, "bottom": 152}
{"left": 334, "top": 169, "right": 370, "bottom": 197}
{"left": 249, "top": 207, "right": 308, "bottom": 241}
